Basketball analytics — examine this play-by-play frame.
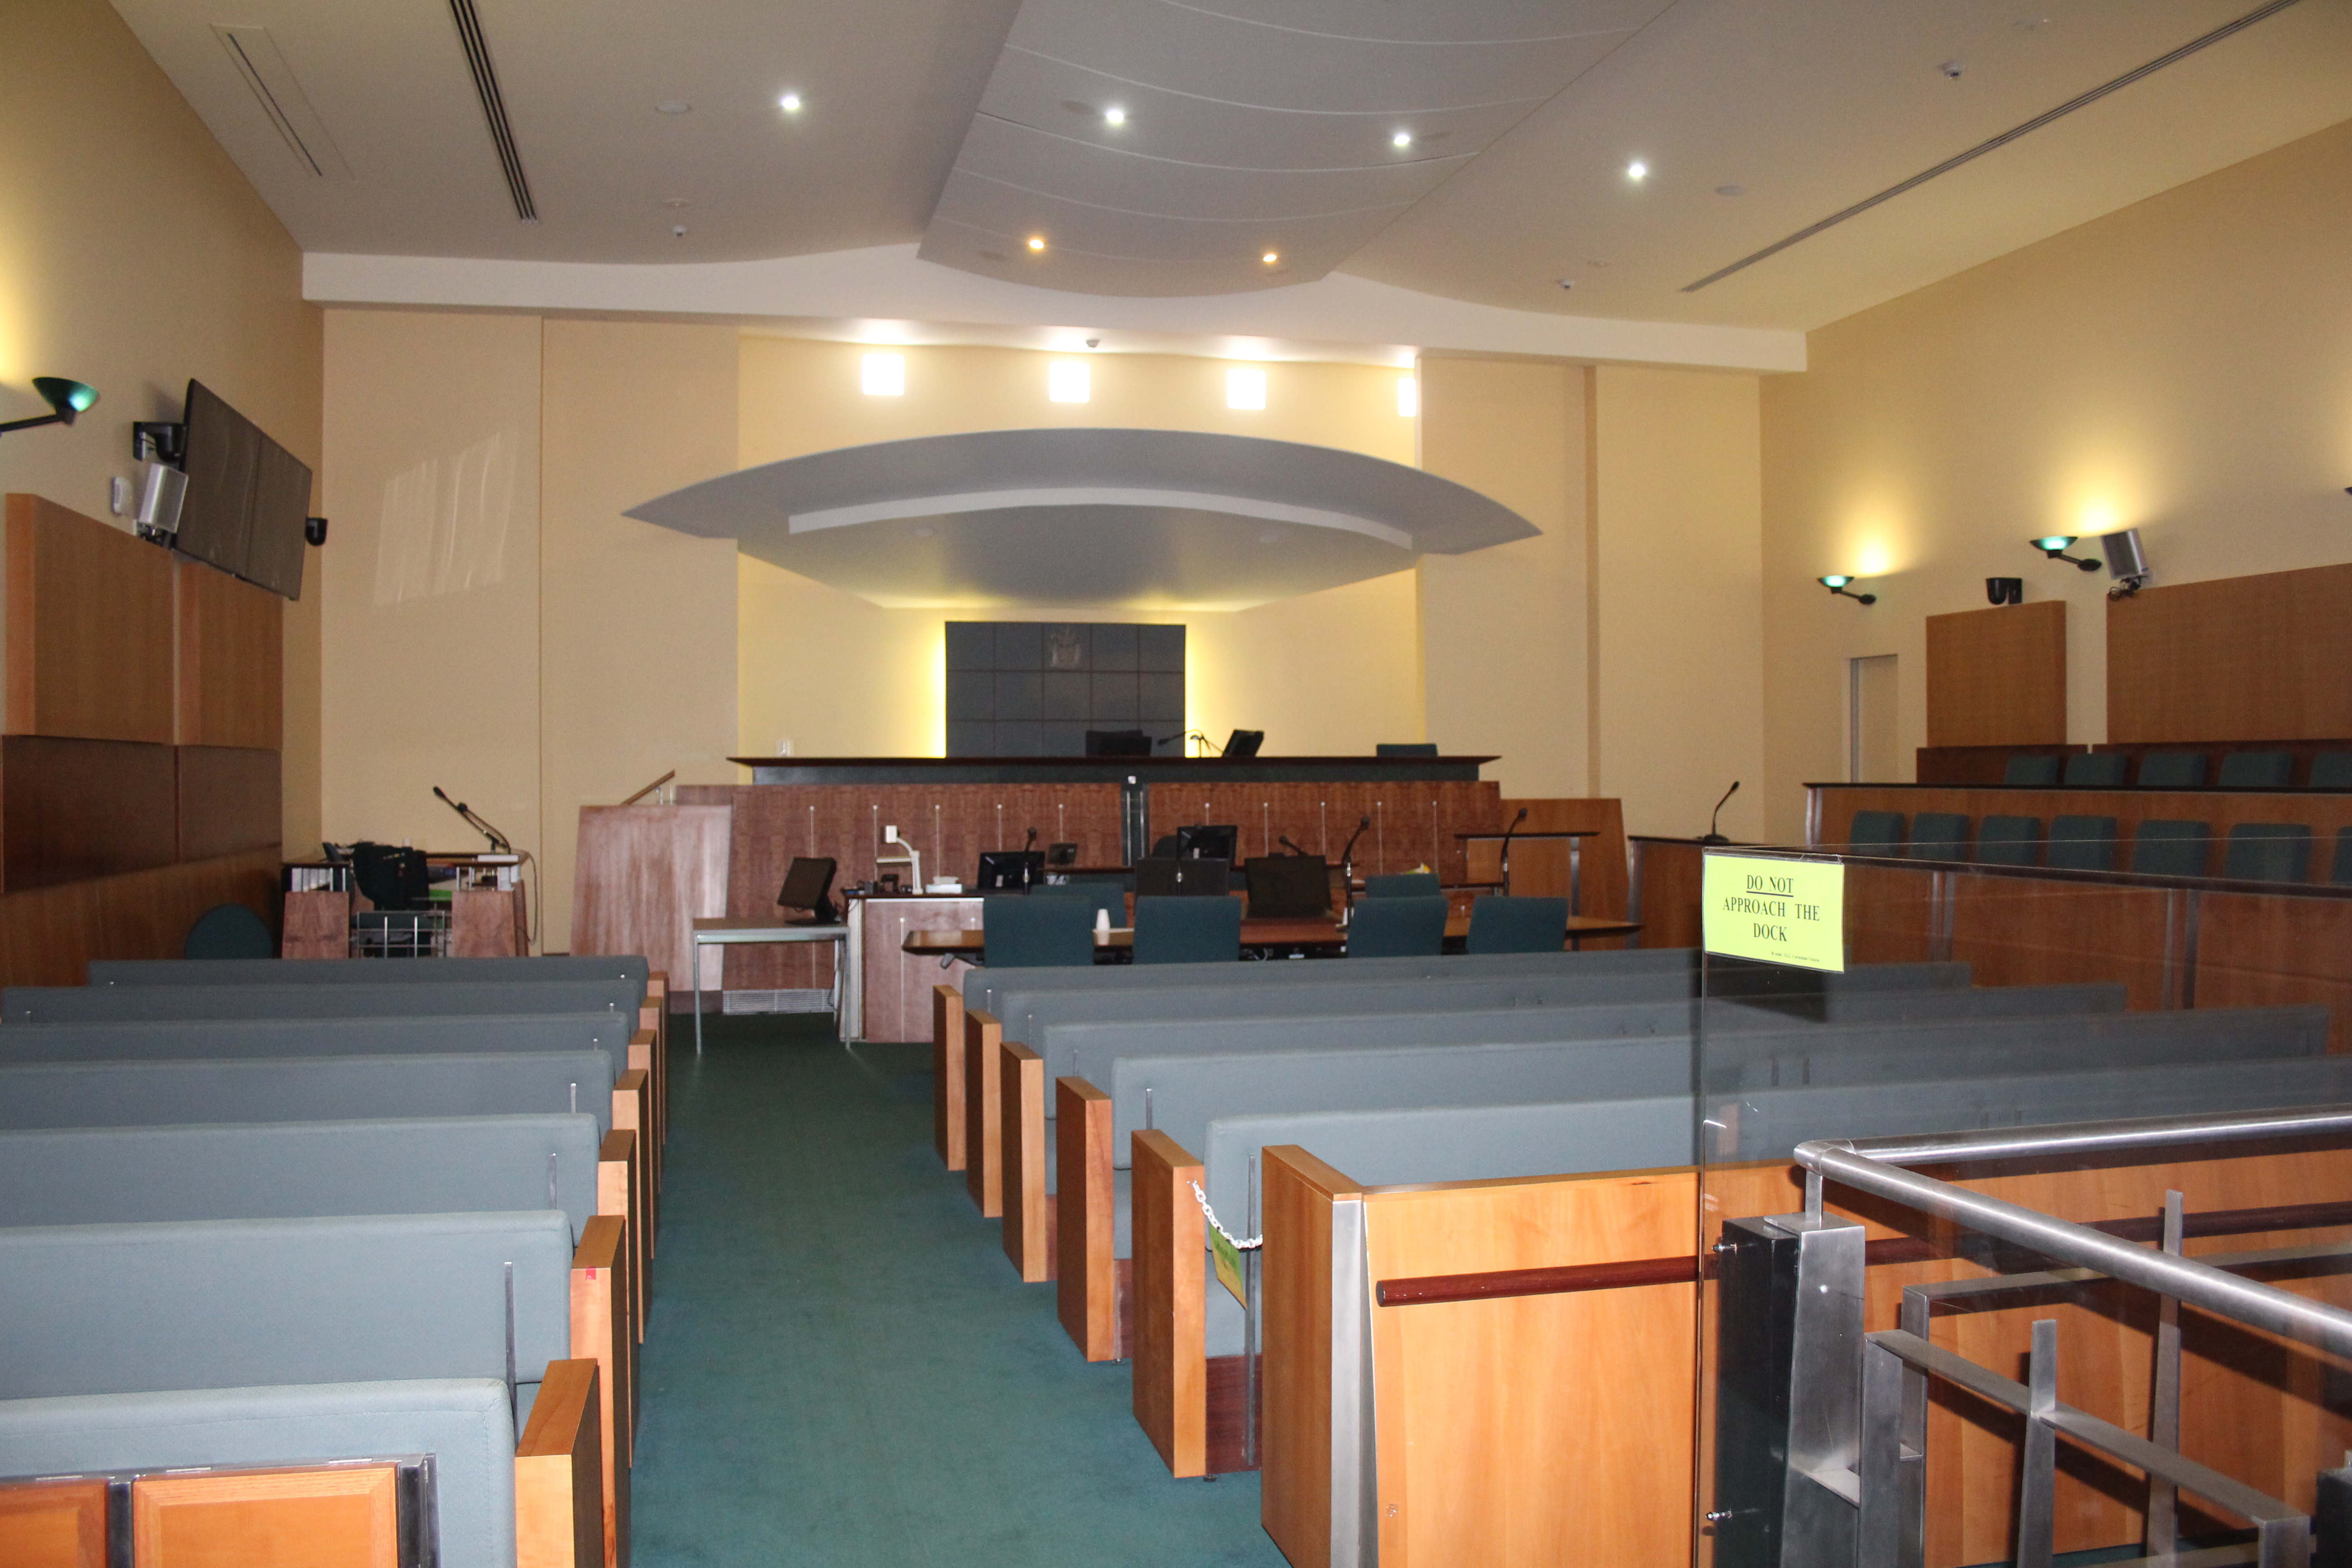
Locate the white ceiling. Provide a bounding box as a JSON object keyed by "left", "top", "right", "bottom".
{"left": 110, "top": 0, "right": 2352, "bottom": 333}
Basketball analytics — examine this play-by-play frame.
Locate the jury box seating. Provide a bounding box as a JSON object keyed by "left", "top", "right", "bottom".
{"left": 0, "top": 1211, "right": 596, "bottom": 1568}
{"left": 1059, "top": 995, "right": 2323, "bottom": 1372}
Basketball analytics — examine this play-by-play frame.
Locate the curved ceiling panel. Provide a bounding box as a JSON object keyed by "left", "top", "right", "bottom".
{"left": 623, "top": 426, "right": 1539, "bottom": 610}
{"left": 918, "top": 0, "right": 1673, "bottom": 294}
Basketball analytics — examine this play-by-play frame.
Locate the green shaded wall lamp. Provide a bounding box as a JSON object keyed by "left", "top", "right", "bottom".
{"left": 0, "top": 378, "right": 98, "bottom": 437}
{"left": 1819, "top": 574, "right": 1876, "bottom": 605}
{"left": 2032, "top": 535, "right": 2102, "bottom": 571}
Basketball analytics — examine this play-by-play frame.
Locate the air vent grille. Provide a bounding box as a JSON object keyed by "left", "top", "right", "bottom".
{"left": 447, "top": 0, "right": 537, "bottom": 222}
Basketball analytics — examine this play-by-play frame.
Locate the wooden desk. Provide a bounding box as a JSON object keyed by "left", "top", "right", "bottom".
{"left": 902, "top": 912, "right": 1641, "bottom": 961}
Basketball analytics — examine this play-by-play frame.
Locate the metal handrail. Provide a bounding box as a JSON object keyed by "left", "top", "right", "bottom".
{"left": 1796, "top": 1106, "right": 2352, "bottom": 1357}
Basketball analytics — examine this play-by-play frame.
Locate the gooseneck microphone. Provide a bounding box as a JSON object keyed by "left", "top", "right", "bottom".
{"left": 1700, "top": 781, "right": 1740, "bottom": 846}
{"left": 434, "top": 785, "right": 515, "bottom": 854}
{"left": 1278, "top": 834, "right": 1306, "bottom": 857}
{"left": 1336, "top": 814, "right": 1372, "bottom": 871}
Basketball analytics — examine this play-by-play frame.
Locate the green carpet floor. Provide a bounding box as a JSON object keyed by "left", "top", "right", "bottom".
{"left": 628, "top": 1013, "right": 1290, "bottom": 1567}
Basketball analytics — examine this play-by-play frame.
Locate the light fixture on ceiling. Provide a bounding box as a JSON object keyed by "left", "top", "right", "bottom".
{"left": 1819, "top": 574, "right": 1876, "bottom": 605}
{"left": 0, "top": 378, "right": 98, "bottom": 438}
{"left": 1261, "top": 250, "right": 1279, "bottom": 265}
{"left": 1047, "top": 361, "right": 1089, "bottom": 404}
{"left": 1392, "top": 130, "right": 1412, "bottom": 148}
{"left": 1104, "top": 106, "right": 1126, "bottom": 126}
{"left": 861, "top": 354, "right": 905, "bottom": 397}
{"left": 656, "top": 100, "right": 690, "bottom": 115}
{"left": 1556, "top": 278, "right": 1574, "bottom": 290}
{"left": 1227, "top": 368, "right": 1266, "bottom": 411}
{"left": 1396, "top": 376, "right": 1417, "bottom": 418}
{"left": 1626, "top": 159, "right": 1648, "bottom": 181}
{"left": 1026, "top": 236, "right": 1046, "bottom": 253}
{"left": 2031, "top": 535, "right": 2102, "bottom": 571}
{"left": 778, "top": 92, "right": 802, "bottom": 113}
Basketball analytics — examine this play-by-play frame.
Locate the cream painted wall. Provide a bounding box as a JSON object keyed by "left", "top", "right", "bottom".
{"left": 538, "top": 320, "right": 740, "bottom": 952}
{"left": 1759, "top": 116, "right": 2352, "bottom": 843}
{"left": 1415, "top": 358, "right": 1588, "bottom": 799}
{"left": 0, "top": 0, "right": 322, "bottom": 843}
{"left": 320, "top": 309, "right": 543, "bottom": 880}
{"left": 735, "top": 337, "right": 1427, "bottom": 762}
{"left": 1591, "top": 366, "right": 1765, "bottom": 841}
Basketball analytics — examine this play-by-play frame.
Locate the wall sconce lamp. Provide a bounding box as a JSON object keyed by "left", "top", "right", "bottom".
{"left": 0, "top": 378, "right": 98, "bottom": 438}
{"left": 2031, "top": 535, "right": 2102, "bottom": 572}
{"left": 1819, "top": 574, "right": 1876, "bottom": 605}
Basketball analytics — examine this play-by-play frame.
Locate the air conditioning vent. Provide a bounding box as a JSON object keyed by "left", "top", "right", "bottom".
{"left": 211, "top": 24, "right": 353, "bottom": 181}
{"left": 446, "top": 0, "right": 538, "bottom": 222}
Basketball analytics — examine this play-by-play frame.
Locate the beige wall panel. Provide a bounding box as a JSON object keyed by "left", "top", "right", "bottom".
{"left": 735, "top": 337, "right": 1426, "bottom": 764}
{"left": 1924, "top": 599, "right": 2066, "bottom": 748}
{"left": 1591, "top": 366, "right": 1765, "bottom": 840}
{"left": 1760, "top": 118, "right": 2352, "bottom": 841}
{"left": 319, "top": 310, "right": 542, "bottom": 872}
{"left": 1414, "top": 358, "right": 1588, "bottom": 799}
{"left": 0, "top": 0, "right": 319, "bottom": 831}
{"left": 539, "top": 320, "right": 740, "bottom": 953}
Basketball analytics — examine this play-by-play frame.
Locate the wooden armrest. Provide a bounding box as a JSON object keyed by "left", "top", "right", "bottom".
{"left": 571, "top": 1215, "right": 635, "bottom": 1467}
{"left": 598, "top": 1129, "right": 644, "bottom": 1343}
{"left": 516, "top": 1358, "right": 604, "bottom": 1568}
{"left": 612, "top": 1069, "right": 652, "bottom": 1251}
{"left": 1, "top": 1477, "right": 106, "bottom": 1567}
{"left": 1056, "top": 1076, "right": 1117, "bottom": 1361}
{"left": 963, "top": 1009, "right": 1003, "bottom": 1216}
{"left": 933, "top": 984, "right": 965, "bottom": 1169}
{"left": 1133, "top": 1129, "right": 1206, "bottom": 1478}
{"left": 1001, "top": 1044, "right": 1049, "bottom": 1282}
{"left": 132, "top": 1465, "right": 401, "bottom": 1567}
{"left": 627, "top": 1029, "right": 661, "bottom": 1193}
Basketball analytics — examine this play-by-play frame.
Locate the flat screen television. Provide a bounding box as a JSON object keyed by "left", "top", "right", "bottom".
{"left": 177, "top": 380, "right": 311, "bottom": 600}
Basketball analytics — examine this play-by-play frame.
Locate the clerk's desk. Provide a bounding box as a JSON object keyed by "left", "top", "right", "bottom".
{"left": 902, "top": 912, "right": 1642, "bottom": 961}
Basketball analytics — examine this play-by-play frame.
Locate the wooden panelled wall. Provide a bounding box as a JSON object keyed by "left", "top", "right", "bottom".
{"left": 2110, "top": 561, "right": 2352, "bottom": 743}
{"left": 1925, "top": 600, "right": 2066, "bottom": 748}
{"left": 0, "top": 495, "right": 283, "bottom": 980}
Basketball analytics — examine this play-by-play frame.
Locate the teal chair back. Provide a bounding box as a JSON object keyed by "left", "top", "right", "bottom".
{"left": 2001, "top": 755, "right": 2062, "bottom": 787}
{"left": 2332, "top": 828, "right": 2352, "bottom": 886}
{"left": 1346, "top": 896, "right": 1447, "bottom": 959}
{"left": 2129, "top": 821, "right": 2210, "bottom": 878}
{"left": 1030, "top": 882, "right": 1124, "bottom": 927}
{"left": 2217, "top": 751, "right": 2292, "bottom": 789}
{"left": 1906, "top": 812, "right": 1970, "bottom": 862}
{"left": 1363, "top": 872, "right": 1441, "bottom": 898}
{"left": 1846, "top": 811, "right": 1905, "bottom": 856}
{"left": 1974, "top": 816, "right": 2042, "bottom": 867}
{"left": 2062, "top": 753, "right": 2129, "bottom": 787}
{"left": 1465, "top": 896, "right": 1567, "bottom": 955}
{"left": 2224, "top": 823, "right": 2311, "bottom": 883}
{"left": 1132, "top": 897, "right": 1242, "bottom": 965}
{"left": 2046, "top": 815, "right": 2117, "bottom": 871}
{"left": 2137, "top": 751, "right": 2207, "bottom": 789}
{"left": 184, "top": 903, "right": 275, "bottom": 960}
{"left": 2310, "top": 752, "right": 2352, "bottom": 790}
{"left": 982, "top": 895, "right": 1095, "bottom": 968}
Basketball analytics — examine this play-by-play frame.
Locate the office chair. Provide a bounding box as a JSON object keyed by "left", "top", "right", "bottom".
{"left": 2136, "top": 752, "right": 2207, "bottom": 789}
{"left": 350, "top": 842, "right": 432, "bottom": 911}
{"left": 1132, "top": 896, "right": 1243, "bottom": 964}
{"left": 2331, "top": 827, "right": 2352, "bottom": 886}
{"left": 1030, "top": 881, "right": 1125, "bottom": 927}
{"left": 1465, "top": 896, "right": 1568, "bottom": 955}
{"left": 2128, "top": 820, "right": 2210, "bottom": 878}
{"left": 184, "top": 902, "right": 275, "bottom": 960}
{"left": 2001, "top": 755, "right": 2062, "bottom": 787}
{"left": 1346, "top": 896, "right": 1448, "bottom": 958}
{"left": 2216, "top": 750, "right": 2293, "bottom": 789}
{"left": 980, "top": 895, "right": 1095, "bottom": 968}
{"left": 1906, "top": 812, "right": 1971, "bottom": 862}
{"left": 2061, "top": 753, "right": 2129, "bottom": 788}
{"left": 2223, "top": 822, "right": 2311, "bottom": 883}
{"left": 2309, "top": 752, "right": 2352, "bottom": 790}
{"left": 2044, "top": 815, "right": 2118, "bottom": 872}
{"left": 1363, "top": 872, "right": 1441, "bottom": 898}
{"left": 1846, "top": 811, "right": 1906, "bottom": 856}
{"left": 1973, "top": 816, "right": 2043, "bottom": 867}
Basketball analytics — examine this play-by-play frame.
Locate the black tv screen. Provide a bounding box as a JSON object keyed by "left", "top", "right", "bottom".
{"left": 178, "top": 380, "right": 311, "bottom": 599}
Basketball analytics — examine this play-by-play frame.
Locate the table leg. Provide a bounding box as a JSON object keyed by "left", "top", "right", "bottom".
{"left": 693, "top": 937, "right": 705, "bottom": 1054}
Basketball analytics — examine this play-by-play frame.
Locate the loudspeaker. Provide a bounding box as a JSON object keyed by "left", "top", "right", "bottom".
{"left": 1986, "top": 577, "right": 2024, "bottom": 606}
{"left": 304, "top": 516, "right": 329, "bottom": 546}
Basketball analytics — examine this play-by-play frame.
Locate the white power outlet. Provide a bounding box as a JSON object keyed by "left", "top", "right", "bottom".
{"left": 109, "top": 475, "right": 130, "bottom": 516}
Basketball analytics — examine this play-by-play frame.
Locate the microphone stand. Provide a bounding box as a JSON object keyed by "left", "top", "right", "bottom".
{"left": 433, "top": 787, "right": 533, "bottom": 952}
{"left": 1700, "top": 781, "right": 1741, "bottom": 847}
{"left": 1498, "top": 807, "right": 1528, "bottom": 896}
{"left": 1335, "top": 815, "right": 1371, "bottom": 919}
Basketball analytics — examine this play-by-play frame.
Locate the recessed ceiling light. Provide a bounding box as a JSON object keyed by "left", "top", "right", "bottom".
{"left": 1716, "top": 184, "right": 1745, "bottom": 196}
{"left": 1626, "top": 160, "right": 1647, "bottom": 181}
{"left": 1026, "top": 236, "right": 1046, "bottom": 252}
{"left": 1104, "top": 106, "right": 1126, "bottom": 126}
{"left": 1262, "top": 250, "right": 1279, "bottom": 265}
{"left": 861, "top": 353, "right": 905, "bottom": 397}
{"left": 1392, "top": 130, "right": 1412, "bottom": 148}
{"left": 663, "top": 197, "right": 689, "bottom": 209}
{"left": 1227, "top": 368, "right": 1266, "bottom": 411}
{"left": 656, "top": 100, "right": 691, "bottom": 115}
{"left": 1556, "top": 278, "right": 1574, "bottom": 290}
{"left": 1048, "top": 360, "right": 1090, "bottom": 404}
{"left": 778, "top": 92, "right": 802, "bottom": 113}
{"left": 1395, "top": 375, "right": 1417, "bottom": 417}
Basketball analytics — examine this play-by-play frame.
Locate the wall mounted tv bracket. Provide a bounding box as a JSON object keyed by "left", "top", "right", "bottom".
{"left": 131, "top": 421, "right": 186, "bottom": 466}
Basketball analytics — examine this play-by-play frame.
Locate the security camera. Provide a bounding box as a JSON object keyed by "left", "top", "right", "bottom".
{"left": 1940, "top": 59, "right": 1965, "bottom": 78}
{"left": 671, "top": 224, "right": 687, "bottom": 238}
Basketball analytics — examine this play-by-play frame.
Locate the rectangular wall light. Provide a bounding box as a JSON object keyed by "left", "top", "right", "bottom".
{"left": 1048, "top": 360, "right": 1090, "bottom": 404}
{"left": 1226, "top": 367, "right": 1266, "bottom": 411}
{"left": 861, "top": 353, "right": 905, "bottom": 397}
{"left": 1396, "top": 375, "right": 1418, "bottom": 417}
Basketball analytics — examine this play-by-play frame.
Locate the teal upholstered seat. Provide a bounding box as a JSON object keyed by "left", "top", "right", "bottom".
{"left": 981, "top": 895, "right": 1095, "bottom": 968}
{"left": 2129, "top": 820, "right": 2210, "bottom": 877}
{"left": 1906, "top": 812, "right": 1970, "bottom": 862}
{"left": 1131, "top": 896, "right": 1242, "bottom": 964}
{"left": 2002, "top": 755, "right": 2061, "bottom": 786}
{"left": 2137, "top": 751, "right": 2207, "bottom": 789}
{"left": 1465, "top": 897, "right": 1568, "bottom": 955}
{"left": 2045, "top": 815, "right": 2118, "bottom": 871}
{"left": 1346, "top": 897, "right": 1448, "bottom": 958}
{"left": 2217, "top": 750, "right": 2293, "bottom": 789}
{"left": 1974, "top": 816, "right": 2042, "bottom": 867}
{"left": 1363, "top": 872, "right": 1441, "bottom": 898}
{"left": 2062, "top": 753, "right": 2128, "bottom": 787}
{"left": 183, "top": 903, "right": 274, "bottom": 960}
{"left": 1846, "top": 811, "right": 1905, "bottom": 856}
{"left": 2223, "top": 822, "right": 2311, "bottom": 883}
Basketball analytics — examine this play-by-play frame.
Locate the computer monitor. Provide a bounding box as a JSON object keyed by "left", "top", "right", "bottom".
{"left": 1134, "top": 856, "right": 1230, "bottom": 898}
{"left": 977, "top": 850, "right": 1045, "bottom": 891}
{"left": 776, "top": 856, "right": 838, "bottom": 923}
{"left": 1176, "top": 823, "right": 1239, "bottom": 862}
{"left": 1045, "top": 841, "right": 1079, "bottom": 868}
{"left": 1224, "top": 729, "right": 1265, "bottom": 759}
{"left": 1245, "top": 855, "right": 1331, "bottom": 919}
{"left": 1085, "top": 728, "right": 1153, "bottom": 757}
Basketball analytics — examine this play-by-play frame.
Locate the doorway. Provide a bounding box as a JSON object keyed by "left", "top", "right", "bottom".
{"left": 1849, "top": 655, "right": 1899, "bottom": 782}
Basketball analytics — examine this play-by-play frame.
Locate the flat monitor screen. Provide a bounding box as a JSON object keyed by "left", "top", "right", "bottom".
{"left": 1176, "top": 823, "right": 1239, "bottom": 862}
{"left": 776, "top": 856, "right": 838, "bottom": 923}
{"left": 1224, "top": 729, "right": 1264, "bottom": 759}
{"left": 177, "top": 380, "right": 311, "bottom": 600}
{"left": 1245, "top": 855, "right": 1331, "bottom": 920}
{"left": 1045, "top": 842, "right": 1079, "bottom": 867}
{"left": 977, "top": 850, "right": 1045, "bottom": 891}
{"left": 1135, "top": 857, "right": 1230, "bottom": 898}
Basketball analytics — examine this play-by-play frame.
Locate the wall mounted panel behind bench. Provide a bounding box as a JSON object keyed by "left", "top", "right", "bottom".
{"left": 4, "top": 495, "right": 174, "bottom": 743}
{"left": 177, "top": 746, "right": 283, "bottom": 862}
{"left": 1, "top": 736, "right": 177, "bottom": 891}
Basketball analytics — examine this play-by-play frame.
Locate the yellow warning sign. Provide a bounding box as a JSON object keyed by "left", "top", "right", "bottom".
{"left": 1701, "top": 855, "right": 1846, "bottom": 973}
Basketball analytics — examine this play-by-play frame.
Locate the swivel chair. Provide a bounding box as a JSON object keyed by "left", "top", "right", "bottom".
{"left": 1465, "top": 896, "right": 1568, "bottom": 955}
{"left": 980, "top": 895, "right": 1094, "bottom": 968}
{"left": 1132, "top": 896, "right": 1243, "bottom": 964}
{"left": 1346, "top": 896, "right": 1447, "bottom": 958}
